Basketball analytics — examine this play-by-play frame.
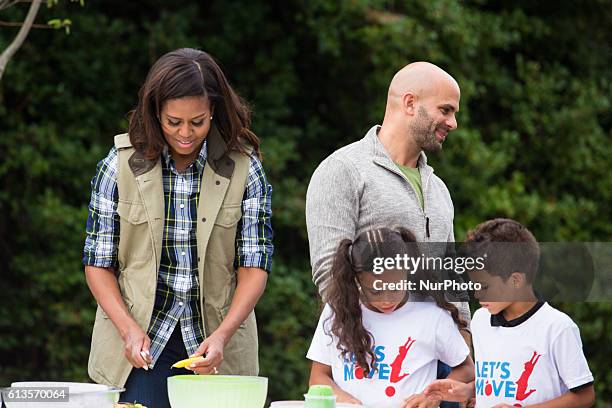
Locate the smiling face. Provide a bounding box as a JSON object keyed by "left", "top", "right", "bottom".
{"left": 160, "top": 96, "right": 213, "bottom": 169}
{"left": 411, "top": 81, "right": 460, "bottom": 153}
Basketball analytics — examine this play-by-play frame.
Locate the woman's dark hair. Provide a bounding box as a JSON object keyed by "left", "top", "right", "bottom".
{"left": 128, "top": 48, "right": 260, "bottom": 159}
{"left": 326, "top": 227, "right": 467, "bottom": 376}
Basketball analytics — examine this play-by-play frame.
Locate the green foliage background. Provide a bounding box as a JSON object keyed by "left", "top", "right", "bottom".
{"left": 1, "top": 0, "right": 610, "bottom": 405}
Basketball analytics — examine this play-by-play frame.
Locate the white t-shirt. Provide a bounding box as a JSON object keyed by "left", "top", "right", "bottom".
{"left": 472, "top": 303, "right": 594, "bottom": 407}
{"left": 307, "top": 301, "right": 469, "bottom": 408}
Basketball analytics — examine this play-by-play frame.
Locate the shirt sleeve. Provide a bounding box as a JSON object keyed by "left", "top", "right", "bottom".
{"left": 235, "top": 154, "right": 274, "bottom": 273}
{"left": 306, "top": 155, "right": 361, "bottom": 300}
{"left": 551, "top": 325, "right": 594, "bottom": 390}
{"left": 83, "top": 147, "right": 120, "bottom": 268}
{"left": 306, "top": 305, "right": 335, "bottom": 366}
{"left": 435, "top": 308, "right": 470, "bottom": 368}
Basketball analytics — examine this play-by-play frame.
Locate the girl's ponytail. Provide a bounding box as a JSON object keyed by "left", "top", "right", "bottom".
{"left": 327, "top": 239, "right": 376, "bottom": 375}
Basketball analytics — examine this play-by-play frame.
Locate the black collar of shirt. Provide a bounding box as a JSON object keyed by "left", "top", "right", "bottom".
{"left": 490, "top": 299, "right": 545, "bottom": 327}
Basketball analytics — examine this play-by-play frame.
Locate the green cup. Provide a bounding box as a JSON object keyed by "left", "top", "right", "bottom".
{"left": 304, "top": 385, "right": 336, "bottom": 408}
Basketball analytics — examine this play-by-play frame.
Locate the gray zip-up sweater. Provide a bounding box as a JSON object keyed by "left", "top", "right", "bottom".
{"left": 306, "top": 125, "right": 470, "bottom": 325}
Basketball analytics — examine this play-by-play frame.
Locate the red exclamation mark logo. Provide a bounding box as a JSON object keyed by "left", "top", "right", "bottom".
{"left": 515, "top": 351, "right": 541, "bottom": 402}
{"left": 385, "top": 337, "right": 416, "bottom": 397}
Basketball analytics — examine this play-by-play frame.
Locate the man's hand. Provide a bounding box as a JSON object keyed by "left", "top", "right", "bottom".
{"left": 121, "top": 322, "right": 151, "bottom": 370}
{"left": 424, "top": 379, "right": 474, "bottom": 402}
{"left": 186, "top": 331, "right": 228, "bottom": 375}
{"left": 402, "top": 393, "right": 440, "bottom": 408}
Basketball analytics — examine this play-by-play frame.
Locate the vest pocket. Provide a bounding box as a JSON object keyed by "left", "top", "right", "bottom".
{"left": 216, "top": 305, "right": 247, "bottom": 330}
{"left": 214, "top": 204, "right": 242, "bottom": 228}
{"left": 117, "top": 201, "right": 153, "bottom": 265}
{"left": 117, "top": 201, "right": 148, "bottom": 225}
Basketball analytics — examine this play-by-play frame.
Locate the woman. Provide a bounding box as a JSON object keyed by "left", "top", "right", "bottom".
{"left": 83, "top": 48, "right": 273, "bottom": 407}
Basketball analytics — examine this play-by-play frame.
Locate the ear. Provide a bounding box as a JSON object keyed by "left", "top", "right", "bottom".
{"left": 509, "top": 272, "right": 526, "bottom": 288}
{"left": 402, "top": 92, "right": 417, "bottom": 116}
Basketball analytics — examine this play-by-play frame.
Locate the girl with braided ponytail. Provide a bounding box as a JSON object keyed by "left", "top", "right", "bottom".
{"left": 307, "top": 228, "right": 474, "bottom": 408}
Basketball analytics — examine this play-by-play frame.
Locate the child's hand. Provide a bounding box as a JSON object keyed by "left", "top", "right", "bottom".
{"left": 335, "top": 390, "right": 363, "bottom": 405}
{"left": 402, "top": 393, "right": 439, "bottom": 408}
{"left": 423, "top": 379, "right": 473, "bottom": 402}
{"left": 466, "top": 397, "right": 476, "bottom": 408}
{"left": 491, "top": 404, "right": 515, "bottom": 408}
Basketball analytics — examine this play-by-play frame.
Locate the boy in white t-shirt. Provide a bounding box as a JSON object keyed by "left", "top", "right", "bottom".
{"left": 307, "top": 228, "right": 474, "bottom": 408}
{"left": 424, "top": 218, "right": 595, "bottom": 407}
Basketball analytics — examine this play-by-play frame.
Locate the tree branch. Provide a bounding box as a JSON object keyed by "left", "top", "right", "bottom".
{"left": 0, "top": 0, "right": 42, "bottom": 81}
{"left": 0, "top": 21, "right": 53, "bottom": 28}
{"left": 0, "top": 0, "right": 27, "bottom": 11}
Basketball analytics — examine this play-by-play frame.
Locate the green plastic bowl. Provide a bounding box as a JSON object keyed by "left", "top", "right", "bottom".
{"left": 168, "top": 375, "right": 268, "bottom": 408}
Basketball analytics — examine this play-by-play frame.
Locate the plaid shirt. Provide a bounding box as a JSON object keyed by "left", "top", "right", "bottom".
{"left": 83, "top": 140, "right": 273, "bottom": 366}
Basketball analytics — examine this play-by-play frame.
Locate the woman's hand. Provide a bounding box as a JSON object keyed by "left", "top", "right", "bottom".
{"left": 121, "top": 321, "right": 152, "bottom": 370}
{"left": 185, "top": 267, "right": 267, "bottom": 375}
{"left": 402, "top": 393, "right": 440, "bottom": 408}
{"left": 186, "top": 331, "right": 228, "bottom": 375}
{"left": 335, "top": 389, "right": 363, "bottom": 405}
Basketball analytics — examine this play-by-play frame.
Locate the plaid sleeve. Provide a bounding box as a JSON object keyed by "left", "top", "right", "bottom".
{"left": 83, "top": 147, "right": 120, "bottom": 268}
{"left": 235, "top": 154, "right": 274, "bottom": 273}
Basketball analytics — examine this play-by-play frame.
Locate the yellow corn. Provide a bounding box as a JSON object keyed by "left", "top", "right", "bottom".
{"left": 171, "top": 356, "right": 205, "bottom": 368}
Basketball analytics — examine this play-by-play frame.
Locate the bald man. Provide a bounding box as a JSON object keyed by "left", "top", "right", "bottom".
{"left": 306, "top": 63, "right": 471, "bottom": 406}
{"left": 307, "top": 61, "right": 465, "bottom": 296}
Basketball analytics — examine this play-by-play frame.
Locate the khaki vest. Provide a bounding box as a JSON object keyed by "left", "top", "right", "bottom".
{"left": 88, "top": 127, "right": 258, "bottom": 387}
